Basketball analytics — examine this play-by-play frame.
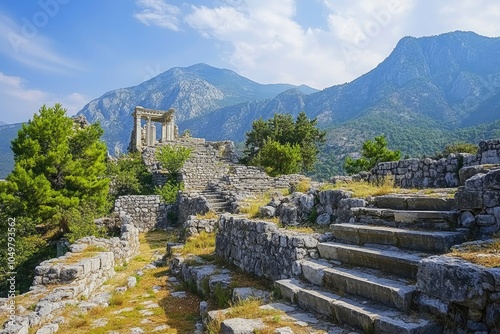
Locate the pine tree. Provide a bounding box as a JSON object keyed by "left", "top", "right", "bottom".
{"left": 0, "top": 104, "right": 109, "bottom": 228}
{"left": 344, "top": 135, "right": 401, "bottom": 175}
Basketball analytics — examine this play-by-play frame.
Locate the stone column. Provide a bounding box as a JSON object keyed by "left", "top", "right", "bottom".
{"left": 161, "top": 122, "right": 167, "bottom": 143}
{"left": 150, "top": 123, "right": 156, "bottom": 146}
{"left": 134, "top": 107, "right": 143, "bottom": 151}
{"left": 146, "top": 117, "right": 152, "bottom": 146}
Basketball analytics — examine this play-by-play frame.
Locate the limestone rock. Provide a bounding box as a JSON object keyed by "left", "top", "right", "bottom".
{"left": 220, "top": 318, "right": 266, "bottom": 334}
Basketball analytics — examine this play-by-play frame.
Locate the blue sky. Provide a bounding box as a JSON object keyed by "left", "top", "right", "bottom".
{"left": 1, "top": 0, "right": 500, "bottom": 124}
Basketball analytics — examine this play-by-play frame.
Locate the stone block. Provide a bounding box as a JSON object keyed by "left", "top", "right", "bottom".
{"left": 60, "top": 266, "right": 83, "bottom": 283}
{"left": 455, "top": 190, "right": 483, "bottom": 209}
{"left": 484, "top": 169, "right": 500, "bottom": 190}
{"left": 315, "top": 213, "right": 331, "bottom": 225}
{"left": 258, "top": 206, "right": 275, "bottom": 218}
{"left": 484, "top": 191, "right": 500, "bottom": 208}
{"left": 465, "top": 173, "right": 485, "bottom": 191}
{"left": 220, "top": 318, "right": 265, "bottom": 334}
{"left": 477, "top": 215, "right": 496, "bottom": 226}
{"left": 417, "top": 256, "right": 488, "bottom": 309}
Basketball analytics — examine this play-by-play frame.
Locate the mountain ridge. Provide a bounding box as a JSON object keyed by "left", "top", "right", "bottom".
{"left": 1, "top": 31, "right": 500, "bottom": 179}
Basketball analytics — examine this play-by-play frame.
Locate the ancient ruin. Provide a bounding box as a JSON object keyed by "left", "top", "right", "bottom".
{"left": 129, "top": 106, "right": 176, "bottom": 152}
{"left": 3, "top": 107, "right": 500, "bottom": 333}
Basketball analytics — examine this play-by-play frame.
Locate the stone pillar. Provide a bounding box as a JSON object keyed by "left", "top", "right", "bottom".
{"left": 161, "top": 122, "right": 167, "bottom": 143}
{"left": 150, "top": 123, "right": 156, "bottom": 146}
{"left": 134, "top": 107, "right": 143, "bottom": 151}
{"left": 146, "top": 118, "right": 152, "bottom": 146}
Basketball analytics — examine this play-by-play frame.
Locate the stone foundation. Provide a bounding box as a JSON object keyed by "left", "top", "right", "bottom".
{"left": 0, "top": 219, "right": 139, "bottom": 334}
{"left": 114, "top": 195, "right": 171, "bottom": 232}
{"left": 215, "top": 216, "right": 333, "bottom": 280}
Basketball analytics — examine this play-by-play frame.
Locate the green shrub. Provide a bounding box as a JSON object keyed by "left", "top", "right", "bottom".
{"left": 155, "top": 179, "right": 184, "bottom": 204}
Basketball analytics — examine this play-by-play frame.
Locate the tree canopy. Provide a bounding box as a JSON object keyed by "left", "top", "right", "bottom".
{"left": 0, "top": 103, "right": 109, "bottom": 228}
{"left": 243, "top": 112, "right": 326, "bottom": 175}
{"left": 344, "top": 135, "right": 401, "bottom": 175}
{"left": 0, "top": 104, "right": 110, "bottom": 294}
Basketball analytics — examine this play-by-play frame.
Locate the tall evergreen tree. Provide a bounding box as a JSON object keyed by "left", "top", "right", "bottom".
{"left": 0, "top": 104, "right": 109, "bottom": 228}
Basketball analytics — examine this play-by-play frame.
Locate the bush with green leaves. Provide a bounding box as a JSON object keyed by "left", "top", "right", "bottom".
{"left": 344, "top": 135, "right": 401, "bottom": 175}
{"left": 253, "top": 140, "right": 302, "bottom": 176}
{"left": 433, "top": 142, "right": 478, "bottom": 159}
{"left": 155, "top": 145, "right": 193, "bottom": 176}
{"left": 154, "top": 145, "right": 192, "bottom": 204}
{"left": 155, "top": 179, "right": 184, "bottom": 204}
{"left": 106, "top": 152, "right": 153, "bottom": 197}
{"left": 243, "top": 111, "right": 326, "bottom": 175}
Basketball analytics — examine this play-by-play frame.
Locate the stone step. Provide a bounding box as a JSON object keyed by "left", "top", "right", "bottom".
{"left": 300, "top": 259, "right": 416, "bottom": 312}
{"left": 351, "top": 207, "right": 458, "bottom": 230}
{"left": 373, "top": 195, "right": 455, "bottom": 211}
{"left": 317, "top": 242, "right": 425, "bottom": 278}
{"left": 275, "top": 279, "right": 442, "bottom": 334}
{"left": 331, "top": 223, "right": 467, "bottom": 253}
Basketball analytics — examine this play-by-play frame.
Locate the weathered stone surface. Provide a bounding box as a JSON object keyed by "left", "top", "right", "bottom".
{"left": 232, "top": 288, "right": 270, "bottom": 303}
{"left": 279, "top": 204, "right": 299, "bottom": 226}
{"left": 465, "top": 173, "right": 485, "bottom": 191}
{"left": 315, "top": 213, "right": 331, "bottom": 225}
{"left": 220, "top": 318, "right": 265, "bottom": 334}
{"left": 459, "top": 211, "right": 476, "bottom": 228}
{"left": 258, "top": 206, "right": 276, "bottom": 218}
{"left": 483, "top": 169, "right": 500, "bottom": 190}
{"left": 455, "top": 190, "right": 483, "bottom": 209}
{"left": 114, "top": 195, "right": 170, "bottom": 231}
{"left": 460, "top": 166, "right": 487, "bottom": 186}
{"left": 417, "top": 256, "right": 489, "bottom": 309}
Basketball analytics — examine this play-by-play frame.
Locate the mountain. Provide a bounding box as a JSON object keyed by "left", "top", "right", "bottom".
{"left": 1, "top": 31, "right": 499, "bottom": 179}
{"left": 78, "top": 63, "right": 318, "bottom": 154}
{"left": 0, "top": 121, "right": 7, "bottom": 125}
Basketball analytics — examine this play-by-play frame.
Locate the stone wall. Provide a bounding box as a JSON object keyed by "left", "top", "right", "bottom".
{"left": 215, "top": 215, "right": 333, "bottom": 280}
{"left": 455, "top": 169, "right": 500, "bottom": 238}
{"left": 416, "top": 253, "right": 500, "bottom": 332}
{"left": 366, "top": 139, "right": 500, "bottom": 188}
{"left": 221, "top": 166, "right": 306, "bottom": 193}
{"left": 1, "top": 220, "right": 139, "bottom": 334}
{"left": 114, "top": 195, "right": 170, "bottom": 232}
{"left": 142, "top": 138, "right": 237, "bottom": 190}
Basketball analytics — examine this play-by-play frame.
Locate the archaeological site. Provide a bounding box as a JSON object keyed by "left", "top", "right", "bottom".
{"left": 2, "top": 107, "right": 500, "bottom": 334}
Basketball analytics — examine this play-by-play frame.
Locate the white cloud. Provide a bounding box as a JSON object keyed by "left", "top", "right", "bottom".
{"left": 134, "top": 0, "right": 181, "bottom": 31}
{"left": 0, "top": 72, "right": 88, "bottom": 124}
{"left": 133, "top": 0, "right": 500, "bottom": 89}
{"left": 0, "top": 14, "right": 83, "bottom": 74}
{"left": 183, "top": 0, "right": 417, "bottom": 88}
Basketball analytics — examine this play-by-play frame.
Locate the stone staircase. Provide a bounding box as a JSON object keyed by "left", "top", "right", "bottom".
{"left": 199, "top": 188, "right": 232, "bottom": 213}
{"left": 275, "top": 193, "right": 469, "bottom": 333}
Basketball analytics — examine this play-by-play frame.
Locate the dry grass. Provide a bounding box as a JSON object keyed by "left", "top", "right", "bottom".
{"left": 293, "top": 179, "right": 311, "bottom": 193}
{"left": 196, "top": 211, "right": 219, "bottom": 220}
{"left": 50, "top": 230, "right": 201, "bottom": 333}
{"left": 321, "top": 175, "right": 400, "bottom": 198}
{"left": 206, "top": 299, "right": 325, "bottom": 334}
{"left": 180, "top": 232, "right": 216, "bottom": 257}
{"left": 239, "top": 188, "right": 289, "bottom": 219}
{"left": 449, "top": 239, "right": 500, "bottom": 268}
